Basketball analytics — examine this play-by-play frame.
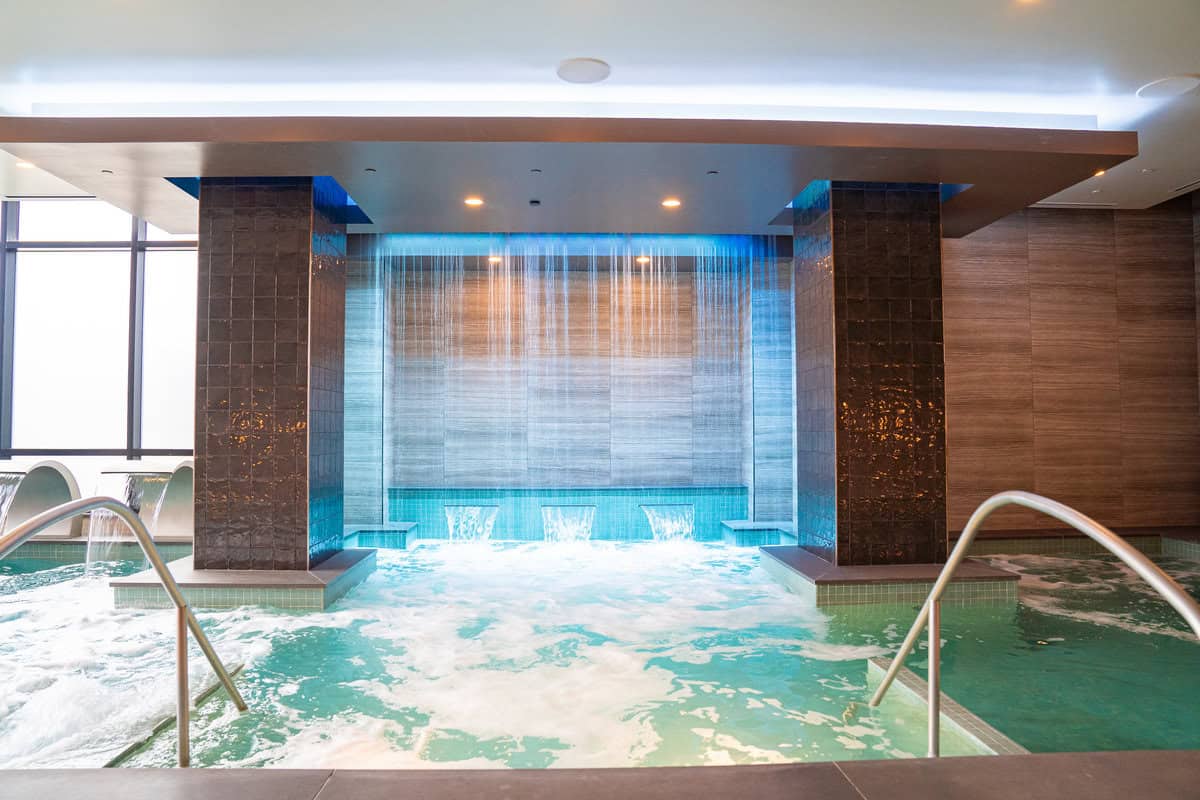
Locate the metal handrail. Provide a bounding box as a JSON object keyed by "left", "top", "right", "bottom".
{"left": 868, "top": 490, "right": 1200, "bottom": 758}
{"left": 0, "top": 496, "right": 248, "bottom": 767}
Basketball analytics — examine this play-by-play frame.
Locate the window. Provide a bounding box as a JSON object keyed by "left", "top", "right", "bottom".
{"left": 16, "top": 199, "right": 132, "bottom": 242}
{"left": 141, "top": 250, "right": 197, "bottom": 449}
{"left": 0, "top": 198, "right": 197, "bottom": 460}
{"left": 11, "top": 250, "right": 130, "bottom": 448}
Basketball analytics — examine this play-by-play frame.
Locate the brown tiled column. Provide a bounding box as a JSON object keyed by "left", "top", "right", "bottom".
{"left": 194, "top": 177, "right": 346, "bottom": 570}
{"left": 793, "top": 181, "right": 947, "bottom": 566}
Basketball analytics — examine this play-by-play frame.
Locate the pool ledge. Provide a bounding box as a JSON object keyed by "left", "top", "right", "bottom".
{"left": 866, "top": 657, "right": 1029, "bottom": 756}
{"left": 109, "top": 548, "right": 376, "bottom": 610}
{"left": 6, "top": 752, "right": 1200, "bottom": 800}
{"left": 759, "top": 546, "right": 1018, "bottom": 606}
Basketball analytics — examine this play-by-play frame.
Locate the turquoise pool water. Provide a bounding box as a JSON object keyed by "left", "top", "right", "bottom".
{"left": 0, "top": 543, "right": 979, "bottom": 769}
{"left": 0, "top": 545, "right": 1197, "bottom": 768}
{"left": 915, "top": 554, "right": 1200, "bottom": 752}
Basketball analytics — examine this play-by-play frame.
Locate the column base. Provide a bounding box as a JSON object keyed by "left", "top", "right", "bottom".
{"left": 110, "top": 548, "right": 376, "bottom": 610}
{"left": 760, "top": 546, "right": 1018, "bottom": 607}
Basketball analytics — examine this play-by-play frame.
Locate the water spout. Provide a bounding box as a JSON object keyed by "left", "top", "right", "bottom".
{"left": 444, "top": 505, "right": 499, "bottom": 541}
{"left": 87, "top": 472, "right": 170, "bottom": 563}
{"left": 0, "top": 474, "right": 21, "bottom": 528}
{"left": 641, "top": 504, "right": 695, "bottom": 542}
{"left": 542, "top": 505, "right": 596, "bottom": 542}
{"left": 0, "top": 461, "right": 83, "bottom": 540}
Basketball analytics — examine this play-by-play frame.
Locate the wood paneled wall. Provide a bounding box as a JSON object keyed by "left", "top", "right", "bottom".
{"left": 943, "top": 197, "right": 1200, "bottom": 532}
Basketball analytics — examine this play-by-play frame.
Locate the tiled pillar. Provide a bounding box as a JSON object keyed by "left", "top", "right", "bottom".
{"left": 1194, "top": 191, "right": 1200, "bottom": 405}
{"left": 194, "top": 177, "right": 347, "bottom": 570}
{"left": 793, "top": 181, "right": 947, "bottom": 566}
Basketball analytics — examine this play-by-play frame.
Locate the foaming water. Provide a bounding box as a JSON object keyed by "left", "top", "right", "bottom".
{"left": 985, "top": 553, "right": 1200, "bottom": 641}
{"left": 0, "top": 542, "right": 970, "bottom": 769}
{"left": 8, "top": 545, "right": 1196, "bottom": 769}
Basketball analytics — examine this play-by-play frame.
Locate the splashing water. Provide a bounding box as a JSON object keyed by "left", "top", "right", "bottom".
{"left": 0, "top": 473, "right": 22, "bottom": 532}
{"left": 4, "top": 547, "right": 1200, "bottom": 769}
{"left": 541, "top": 506, "right": 596, "bottom": 542}
{"left": 444, "top": 506, "right": 499, "bottom": 541}
{"left": 1, "top": 543, "right": 975, "bottom": 769}
{"left": 87, "top": 473, "right": 170, "bottom": 564}
{"left": 642, "top": 505, "right": 695, "bottom": 542}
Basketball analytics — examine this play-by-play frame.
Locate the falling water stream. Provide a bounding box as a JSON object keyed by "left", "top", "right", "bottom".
{"left": 541, "top": 506, "right": 596, "bottom": 542}
{"left": 375, "top": 235, "right": 772, "bottom": 508}
{"left": 0, "top": 474, "right": 22, "bottom": 532}
{"left": 86, "top": 473, "right": 170, "bottom": 563}
{"left": 641, "top": 505, "right": 696, "bottom": 542}
{"left": 444, "top": 506, "right": 499, "bottom": 541}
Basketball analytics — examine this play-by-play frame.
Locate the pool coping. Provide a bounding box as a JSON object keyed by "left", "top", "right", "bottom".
{"left": 7, "top": 752, "right": 1200, "bottom": 799}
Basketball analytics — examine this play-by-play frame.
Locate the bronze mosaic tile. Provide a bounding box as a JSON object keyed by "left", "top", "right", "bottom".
{"left": 195, "top": 177, "right": 346, "bottom": 570}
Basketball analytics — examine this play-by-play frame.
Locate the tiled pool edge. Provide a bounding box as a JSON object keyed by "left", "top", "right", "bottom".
{"left": 11, "top": 539, "right": 193, "bottom": 564}
{"left": 758, "top": 550, "right": 1018, "bottom": 607}
{"left": 1161, "top": 536, "right": 1200, "bottom": 561}
{"left": 963, "top": 535, "right": 1163, "bottom": 558}
{"left": 112, "top": 549, "right": 377, "bottom": 610}
{"left": 866, "top": 658, "right": 1029, "bottom": 757}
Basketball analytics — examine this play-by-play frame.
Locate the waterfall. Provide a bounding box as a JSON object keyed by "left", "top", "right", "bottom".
{"left": 642, "top": 505, "right": 695, "bottom": 542}
{"left": 0, "top": 473, "right": 22, "bottom": 532}
{"left": 541, "top": 506, "right": 596, "bottom": 542}
{"left": 444, "top": 505, "right": 499, "bottom": 541}
{"left": 375, "top": 235, "right": 761, "bottom": 496}
{"left": 87, "top": 472, "right": 170, "bottom": 563}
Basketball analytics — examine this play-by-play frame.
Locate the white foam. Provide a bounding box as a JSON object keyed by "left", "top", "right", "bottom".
{"left": 0, "top": 543, "right": 950, "bottom": 769}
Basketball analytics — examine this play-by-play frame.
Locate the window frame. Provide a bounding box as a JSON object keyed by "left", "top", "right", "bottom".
{"left": 0, "top": 198, "right": 196, "bottom": 459}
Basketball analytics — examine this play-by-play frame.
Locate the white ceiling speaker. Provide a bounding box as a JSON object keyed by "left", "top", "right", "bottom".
{"left": 557, "top": 58, "right": 612, "bottom": 84}
{"left": 1136, "top": 75, "right": 1200, "bottom": 99}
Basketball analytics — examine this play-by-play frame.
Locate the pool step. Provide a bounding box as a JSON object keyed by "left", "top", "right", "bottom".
{"left": 104, "top": 662, "right": 245, "bottom": 768}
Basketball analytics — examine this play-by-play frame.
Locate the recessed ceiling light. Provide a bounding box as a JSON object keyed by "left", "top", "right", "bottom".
{"left": 1091, "top": 189, "right": 1103, "bottom": 194}
{"left": 488, "top": 256, "right": 502, "bottom": 264}
{"left": 530, "top": 168, "right": 543, "bottom": 174}
{"left": 1093, "top": 169, "right": 1106, "bottom": 177}
{"left": 706, "top": 170, "right": 720, "bottom": 176}
{"left": 529, "top": 199, "right": 542, "bottom": 207}
{"left": 14, "top": 161, "right": 34, "bottom": 169}
{"left": 636, "top": 256, "right": 651, "bottom": 264}
{"left": 364, "top": 167, "right": 377, "bottom": 174}
{"left": 1140, "top": 167, "right": 1157, "bottom": 174}
{"left": 1136, "top": 75, "right": 1200, "bottom": 99}
{"left": 464, "top": 196, "right": 484, "bottom": 207}
{"left": 100, "top": 169, "right": 114, "bottom": 175}
{"left": 557, "top": 58, "right": 611, "bottom": 84}
{"left": 661, "top": 197, "right": 682, "bottom": 209}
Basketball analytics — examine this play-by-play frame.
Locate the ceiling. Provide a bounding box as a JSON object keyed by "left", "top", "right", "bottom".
{"left": 0, "top": 117, "right": 1135, "bottom": 236}
{"left": 0, "top": 0, "right": 1196, "bottom": 211}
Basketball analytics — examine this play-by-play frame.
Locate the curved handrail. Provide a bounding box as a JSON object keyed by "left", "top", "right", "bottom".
{"left": 868, "top": 490, "right": 1200, "bottom": 757}
{"left": 0, "top": 496, "right": 247, "bottom": 766}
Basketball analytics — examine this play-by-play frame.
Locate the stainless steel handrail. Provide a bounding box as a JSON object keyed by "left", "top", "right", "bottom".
{"left": 868, "top": 490, "right": 1200, "bottom": 758}
{"left": 0, "top": 496, "right": 248, "bottom": 767}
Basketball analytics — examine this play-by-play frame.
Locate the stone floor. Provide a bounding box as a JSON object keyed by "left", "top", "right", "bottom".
{"left": 5, "top": 751, "right": 1198, "bottom": 799}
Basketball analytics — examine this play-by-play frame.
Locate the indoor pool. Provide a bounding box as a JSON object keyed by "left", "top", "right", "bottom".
{"left": 0, "top": 544, "right": 1197, "bottom": 769}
